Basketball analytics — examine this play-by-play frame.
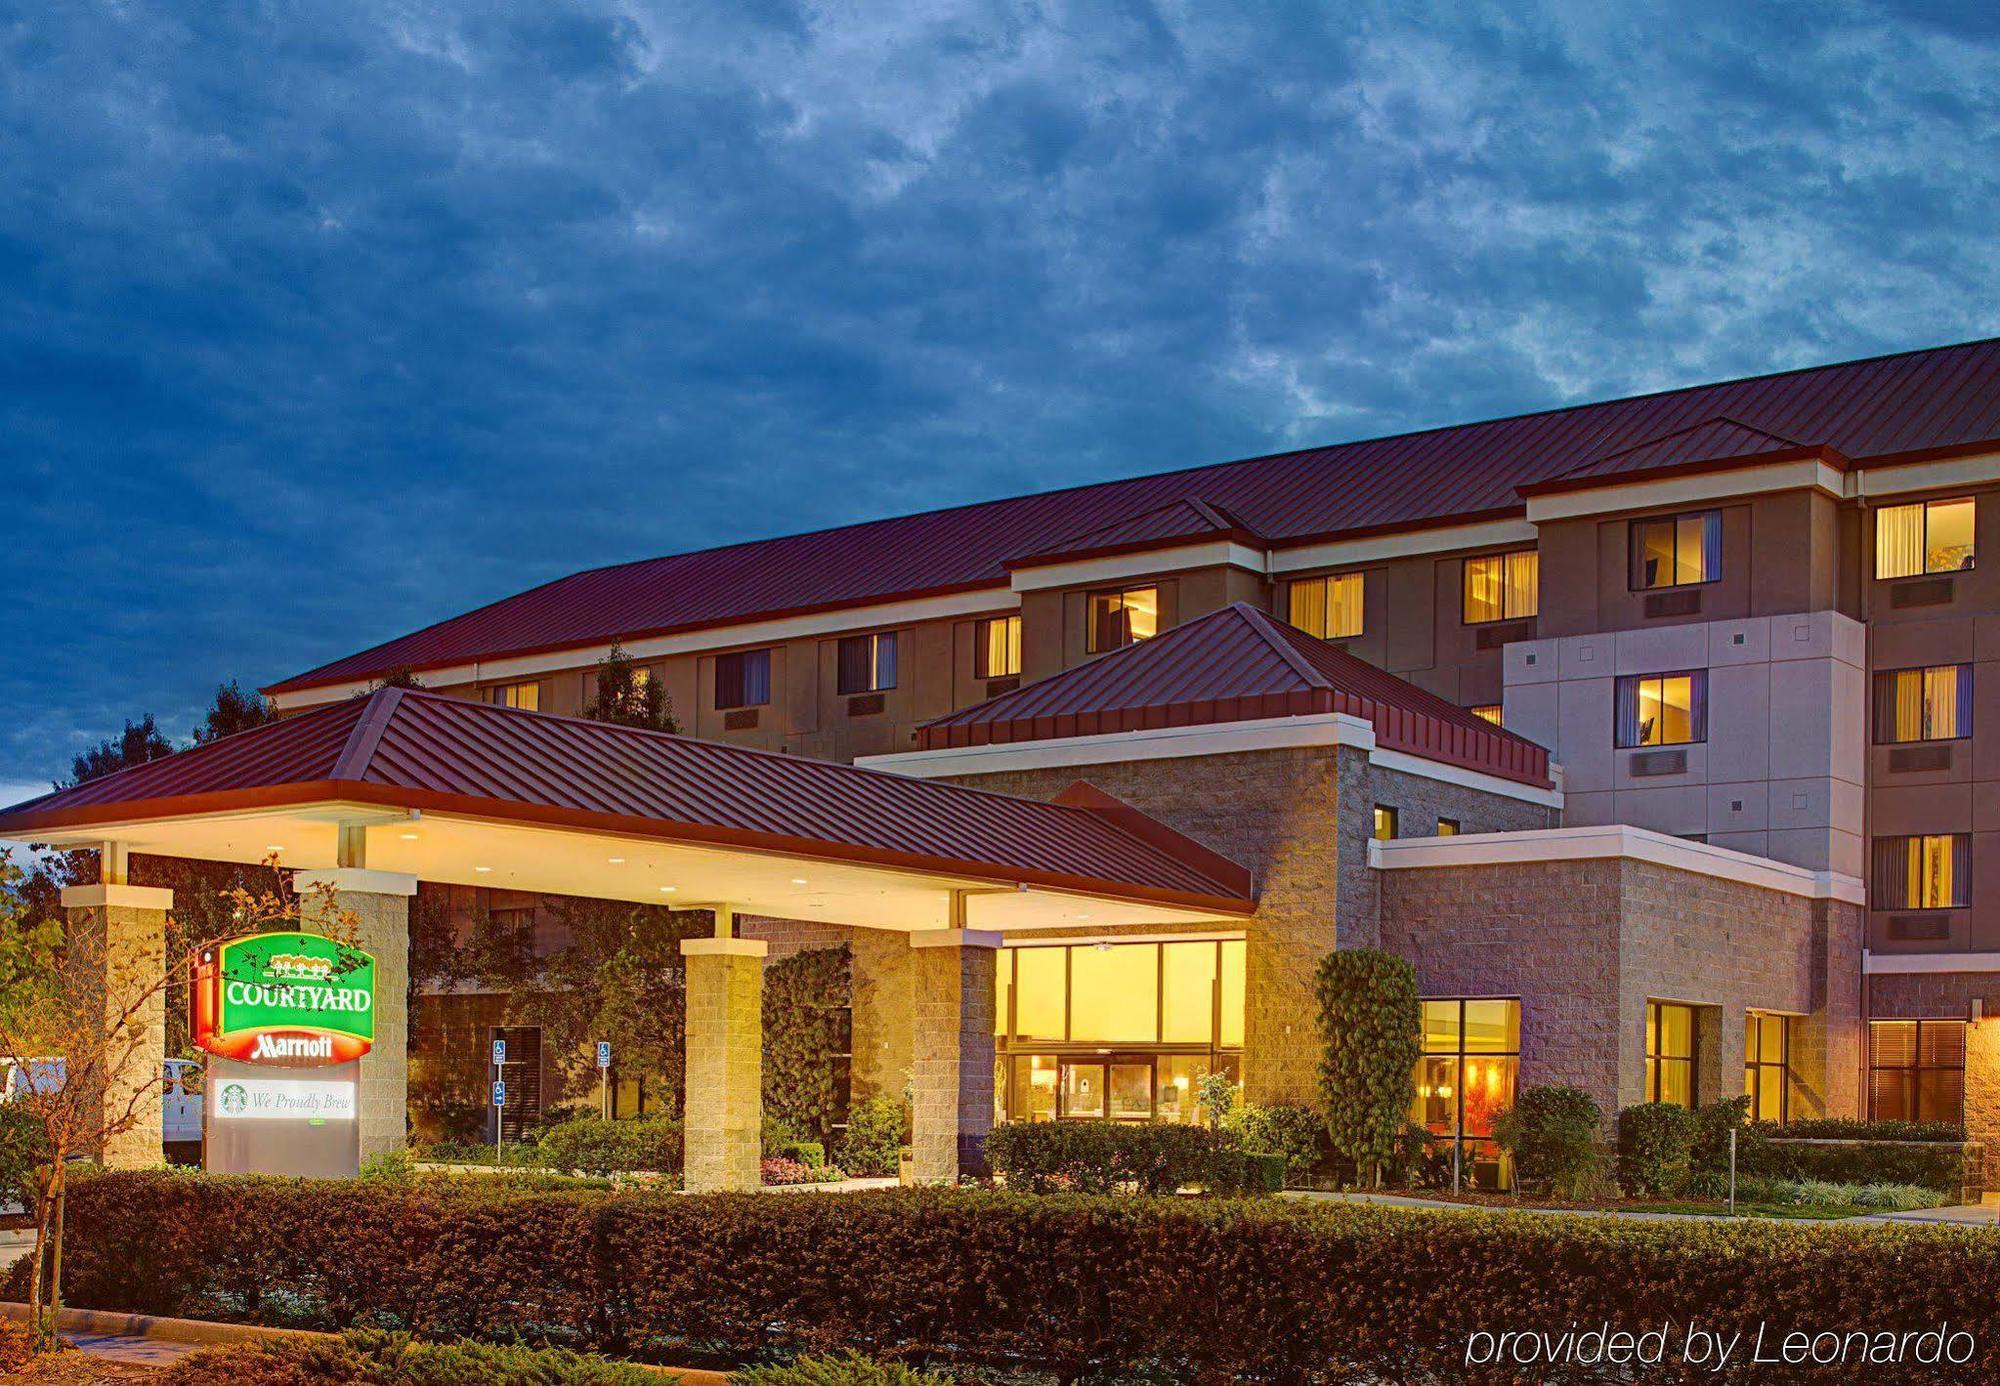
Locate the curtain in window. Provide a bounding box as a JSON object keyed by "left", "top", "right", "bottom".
{"left": 1289, "top": 579, "right": 1327, "bottom": 638}
{"left": 874, "top": 633, "right": 898, "bottom": 690}
{"left": 837, "top": 638, "right": 871, "bottom": 694}
{"left": 743, "top": 650, "right": 770, "bottom": 705}
{"left": 1876, "top": 835, "right": 1970, "bottom": 909}
{"left": 1504, "top": 551, "right": 1538, "bottom": 618}
{"left": 1876, "top": 503, "right": 1924, "bottom": 580}
{"left": 1328, "top": 573, "right": 1363, "bottom": 637}
{"left": 1955, "top": 663, "right": 1975, "bottom": 737}
{"left": 1464, "top": 557, "right": 1503, "bottom": 623}
{"left": 1699, "top": 512, "right": 1723, "bottom": 582}
{"left": 1686, "top": 669, "right": 1709, "bottom": 742}
{"left": 1614, "top": 675, "right": 1642, "bottom": 748}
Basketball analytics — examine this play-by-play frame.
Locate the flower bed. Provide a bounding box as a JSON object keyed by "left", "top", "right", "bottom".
{"left": 15, "top": 1169, "right": 2000, "bottom": 1382}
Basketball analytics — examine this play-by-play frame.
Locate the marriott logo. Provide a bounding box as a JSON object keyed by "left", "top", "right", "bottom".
{"left": 252, "top": 1033, "right": 333, "bottom": 1061}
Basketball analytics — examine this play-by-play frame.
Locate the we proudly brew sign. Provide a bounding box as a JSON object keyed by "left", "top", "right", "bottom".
{"left": 192, "top": 932, "right": 376, "bottom": 1066}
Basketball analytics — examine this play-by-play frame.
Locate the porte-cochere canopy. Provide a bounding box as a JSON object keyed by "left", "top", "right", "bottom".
{"left": 0, "top": 688, "right": 1252, "bottom": 932}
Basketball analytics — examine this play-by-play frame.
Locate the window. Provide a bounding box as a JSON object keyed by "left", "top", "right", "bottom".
{"left": 1463, "top": 551, "right": 1539, "bottom": 623}
{"left": 1615, "top": 671, "right": 1706, "bottom": 747}
{"left": 1470, "top": 704, "right": 1503, "bottom": 727}
{"left": 1288, "top": 573, "right": 1364, "bottom": 640}
{"left": 1876, "top": 497, "right": 1975, "bottom": 579}
{"left": 1645, "top": 1001, "right": 1697, "bottom": 1107}
{"left": 1373, "top": 806, "right": 1398, "bottom": 841}
{"left": 714, "top": 649, "right": 771, "bottom": 709}
{"left": 996, "top": 939, "right": 1246, "bottom": 1125}
{"left": 1631, "top": 511, "right": 1721, "bottom": 589}
{"left": 488, "top": 681, "right": 539, "bottom": 711}
{"left": 1869, "top": 1020, "right": 1965, "bottom": 1125}
{"left": 1744, "top": 1013, "right": 1790, "bottom": 1124}
{"left": 1085, "top": 587, "right": 1158, "bottom": 653}
{"left": 837, "top": 632, "right": 898, "bottom": 694}
{"left": 975, "top": 615, "right": 1022, "bottom": 679}
{"left": 1411, "top": 999, "right": 1520, "bottom": 1190}
{"left": 1873, "top": 834, "right": 1970, "bottom": 910}
{"left": 1874, "top": 665, "right": 1972, "bottom": 743}
{"left": 1437, "top": 818, "right": 1460, "bottom": 837}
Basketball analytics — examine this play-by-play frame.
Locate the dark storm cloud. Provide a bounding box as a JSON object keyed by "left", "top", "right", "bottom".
{"left": 2, "top": 0, "right": 1997, "bottom": 787}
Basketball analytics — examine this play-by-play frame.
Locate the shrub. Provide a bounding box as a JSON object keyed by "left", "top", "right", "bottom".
{"left": 1387, "top": 1123, "right": 1453, "bottom": 1190}
{"left": 985, "top": 1120, "right": 1225, "bottom": 1195}
{"left": 1689, "top": 1094, "right": 1763, "bottom": 1175}
{"left": 1204, "top": 1149, "right": 1287, "bottom": 1196}
{"left": 163, "top": 1328, "right": 659, "bottom": 1383}
{"left": 30, "top": 1169, "right": 2000, "bottom": 1384}
{"left": 834, "top": 1096, "right": 904, "bottom": 1177}
{"left": 1224, "top": 1102, "right": 1327, "bottom": 1185}
{"left": 1314, "top": 950, "right": 1422, "bottom": 1185}
{"left": 1748, "top": 1135, "right": 1973, "bottom": 1193}
{"left": 539, "top": 1117, "right": 682, "bottom": 1175}
{"left": 771, "top": 1139, "right": 826, "bottom": 1169}
{"left": 1616, "top": 1102, "right": 1698, "bottom": 1196}
{"left": 358, "top": 1149, "right": 416, "bottom": 1186}
{"left": 1779, "top": 1117, "right": 1964, "bottom": 1143}
{"left": 762, "top": 1157, "right": 844, "bottom": 1186}
{"left": 1493, "top": 1085, "right": 1603, "bottom": 1198}
{"left": 412, "top": 1140, "right": 547, "bottom": 1168}
{"left": 732, "top": 1353, "right": 954, "bottom": 1385}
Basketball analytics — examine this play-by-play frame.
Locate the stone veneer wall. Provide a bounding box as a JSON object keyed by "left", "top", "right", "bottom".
{"left": 936, "top": 747, "right": 1555, "bottom": 1106}
{"left": 736, "top": 915, "right": 913, "bottom": 1106}
{"left": 1868, "top": 972, "right": 2000, "bottom": 1184}
{"left": 1379, "top": 857, "right": 1863, "bottom": 1124}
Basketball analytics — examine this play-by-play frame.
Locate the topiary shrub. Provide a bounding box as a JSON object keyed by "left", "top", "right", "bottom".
{"left": 732, "top": 1352, "right": 955, "bottom": 1385}
{"left": 1223, "top": 1102, "right": 1327, "bottom": 1185}
{"left": 1616, "top": 1102, "right": 1698, "bottom": 1196}
{"left": 539, "top": 1116, "right": 682, "bottom": 1175}
{"left": 1314, "top": 949, "right": 1422, "bottom": 1186}
{"left": 985, "top": 1121, "right": 1224, "bottom": 1195}
{"left": 835, "top": 1095, "right": 905, "bottom": 1177}
{"left": 1493, "top": 1085, "right": 1603, "bottom": 1198}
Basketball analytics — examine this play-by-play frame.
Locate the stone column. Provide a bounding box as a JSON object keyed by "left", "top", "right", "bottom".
{"left": 909, "top": 928, "right": 999, "bottom": 1183}
{"left": 297, "top": 868, "right": 415, "bottom": 1163}
{"left": 61, "top": 881, "right": 173, "bottom": 1169}
{"left": 681, "top": 936, "right": 766, "bottom": 1192}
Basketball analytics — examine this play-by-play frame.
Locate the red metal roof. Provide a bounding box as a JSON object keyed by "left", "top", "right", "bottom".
{"left": 270, "top": 338, "right": 2000, "bottom": 694}
{"left": 1005, "top": 497, "right": 1265, "bottom": 568}
{"left": 0, "top": 689, "right": 1251, "bottom": 912}
{"left": 917, "top": 602, "right": 1552, "bottom": 788}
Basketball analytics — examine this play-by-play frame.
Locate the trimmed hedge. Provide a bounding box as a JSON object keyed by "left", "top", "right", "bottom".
{"left": 162, "top": 1328, "right": 660, "bottom": 1383}
{"left": 985, "top": 1120, "right": 1277, "bottom": 1195}
{"left": 1754, "top": 1136, "right": 1977, "bottom": 1194}
{"left": 1777, "top": 1117, "right": 1964, "bottom": 1143}
{"left": 21, "top": 1169, "right": 2000, "bottom": 1382}
{"left": 539, "top": 1117, "right": 683, "bottom": 1176}
{"left": 1616, "top": 1102, "right": 1697, "bottom": 1195}
{"left": 1224, "top": 1102, "right": 1328, "bottom": 1184}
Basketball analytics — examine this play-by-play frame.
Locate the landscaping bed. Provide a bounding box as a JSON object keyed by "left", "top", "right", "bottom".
{"left": 13, "top": 1168, "right": 2000, "bottom": 1383}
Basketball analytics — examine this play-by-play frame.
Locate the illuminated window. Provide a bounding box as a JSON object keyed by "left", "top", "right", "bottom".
{"left": 488, "top": 681, "right": 540, "bottom": 711}
{"left": 1411, "top": 998, "right": 1520, "bottom": 1190}
{"left": 1744, "top": 1013, "right": 1790, "bottom": 1124}
{"left": 1011, "top": 947, "right": 1066, "bottom": 1043}
{"left": 1160, "top": 941, "right": 1217, "bottom": 1043}
{"left": 1615, "top": 672, "right": 1705, "bottom": 747}
{"left": 1874, "top": 834, "right": 1969, "bottom": 910}
{"left": 1373, "top": 806, "right": 1398, "bottom": 841}
{"left": 975, "top": 615, "right": 1022, "bottom": 679}
{"left": 837, "top": 632, "right": 898, "bottom": 694}
{"left": 1087, "top": 587, "right": 1159, "bottom": 652}
{"left": 1470, "top": 704, "right": 1503, "bottom": 727}
{"left": 1645, "top": 1001, "right": 1697, "bottom": 1107}
{"left": 714, "top": 649, "right": 771, "bottom": 709}
{"left": 1437, "top": 818, "right": 1460, "bottom": 837}
{"left": 1068, "top": 943, "right": 1159, "bottom": 1044}
{"left": 1463, "top": 551, "right": 1539, "bottom": 624}
{"left": 1874, "top": 665, "right": 1971, "bottom": 743}
{"left": 1868, "top": 1020, "right": 1965, "bottom": 1126}
{"left": 1288, "top": 573, "right": 1364, "bottom": 640}
{"left": 1631, "top": 511, "right": 1721, "bottom": 589}
{"left": 1876, "top": 498, "right": 1975, "bottom": 579}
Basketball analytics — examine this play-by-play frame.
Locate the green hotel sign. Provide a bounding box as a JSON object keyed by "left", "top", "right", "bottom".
{"left": 192, "top": 932, "right": 376, "bottom": 1067}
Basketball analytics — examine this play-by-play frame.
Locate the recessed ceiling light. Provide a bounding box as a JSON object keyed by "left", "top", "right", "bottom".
{"left": 474, "top": 865, "right": 492, "bottom": 874}
{"left": 658, "top": 885, "right": 677, "bottom": 894}
{"left": 790, "top": 877, "right": 809, "bottom": 886}
{"left": 265, "top": 844, "right": 284, "bottom": 853}
{"left": 1077, "top": 913, "right": 1093, "bottom": 920}
{"left": 607, "top": 857, "right": 625, "bottom": 865}
{"left": 398, "top": 832, "right": 420, "bottom": 841}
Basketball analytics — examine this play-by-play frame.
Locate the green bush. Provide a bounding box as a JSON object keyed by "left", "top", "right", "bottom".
{"left": 1203, "top": 1149, "right": 1287, "bottom": 1196}
{"left": 411, "top": 1140, "right": 547, "bottom": 1168}
{"left": 1778, "top": 1117, "right": 1964, "bottom": 1143}
{"left": 1493, "top": 1085, "right": 1603, "bottom": 1198}
{"left": 1615, "top": 1102, "right": 1698, "bottom": 1196}
{"left": 732, "top": 1353, "right": 953, "bottom": 1385}
{"left": 771, "top": 1139, "right": 826, "bottom": 1169}
{"left": 163, "top": 1328, "right": 659, "bottom": 1383}
{"left": 27, "top": 1169, "right": 2000, "bottom": 1383}
{"left": 834, "top": 1096, "right": 905, "bottom": 1178}
{"left": 358, "top": 1149, "right": 416, "bottom": 1186}
{"left": 0, "top": 1105, "right": 47, "bottom": 1207}
{"left": 986, "top": 1120, "right": 1222, "bottom": 1195}
{"left": 1314, "top": 949, "right": 1422, "bottom": 1184}
{"left": 1749, "top": 1136, "right": 1973, "bottom": 1193}
{"left": 1689, "top": 1094, "right": 1761, "bottom": 1174}
{"left": 1224, "top": 1102, "right": 1327, "bottom": 1184}
{"left": 538, "top": 1117, "right": 682, "bottom": 1175}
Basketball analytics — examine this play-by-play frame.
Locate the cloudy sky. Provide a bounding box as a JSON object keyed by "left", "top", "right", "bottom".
{"left": 3, "top": 0, "right": 1997, "bottom": 796}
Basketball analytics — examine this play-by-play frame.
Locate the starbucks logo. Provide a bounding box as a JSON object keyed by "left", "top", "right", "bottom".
{"left": 220, "top": 1083, "right": 248, "bottom": 1116}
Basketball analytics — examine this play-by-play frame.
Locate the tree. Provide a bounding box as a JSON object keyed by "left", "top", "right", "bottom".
{"left": 60, "top": 715, "right": 171, "bottom": 789}
{"left": 191, "top": 680, "right": 276, "bottom": 744}
{"left": 584, "top": 644, "right": 678, "bottom": 733}
{"left": 0, "top": 851, "right": 360, "bottom": 1352}
{"left": 366, "top": 667, "right": 425, "bottom": 692}
{"left": 1314, "top": 949, "right": 1422, "bottom": 1187}
{"left": 763, "top": 946, "right": 850, "bottom": 1143}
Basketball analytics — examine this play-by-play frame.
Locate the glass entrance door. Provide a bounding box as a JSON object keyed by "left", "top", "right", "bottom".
{"left": 1059, "top": 1058, "right": 1155, "bottom": 1119}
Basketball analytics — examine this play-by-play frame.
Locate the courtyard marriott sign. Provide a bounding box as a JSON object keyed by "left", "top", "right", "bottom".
{"left": 192, "top": 932, "right": 377, "bottom": 1066}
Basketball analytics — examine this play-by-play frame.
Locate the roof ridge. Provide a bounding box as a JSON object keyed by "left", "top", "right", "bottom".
{"left": 1595, "top": 413, "right": 1804, "bottom": 460}
{"left": 1227, "top": 603, "right": 1338, "bottom": 689}
{"left": 332, "top": 687, "right": 406, "bottom": 780}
